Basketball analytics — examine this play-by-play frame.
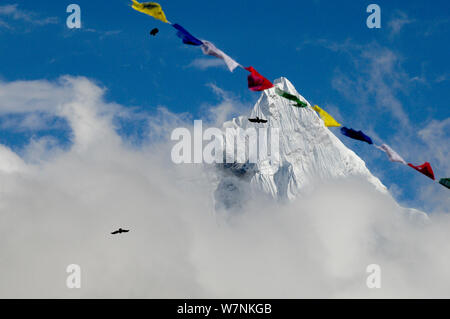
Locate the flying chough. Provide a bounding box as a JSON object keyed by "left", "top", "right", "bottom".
{"left": 150, "top": 28, "right": 159, "bottom": 36}
{"left": 248, "top": 116, "right": 268, "bottom": 124}
{"left": 111, "top": 228, "right": 130, "bottom": 235}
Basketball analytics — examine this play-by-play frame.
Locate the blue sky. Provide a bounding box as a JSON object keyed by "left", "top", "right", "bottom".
{"left": 0, "top": 0, "right": 448, "bottom": 212}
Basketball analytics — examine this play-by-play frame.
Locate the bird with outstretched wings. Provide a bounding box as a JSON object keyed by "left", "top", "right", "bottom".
{"left": 248, "top": 117, "right": 268, "bottom": 124}
{"left": 111, "top": 228, "right": 130, "bottom": 235}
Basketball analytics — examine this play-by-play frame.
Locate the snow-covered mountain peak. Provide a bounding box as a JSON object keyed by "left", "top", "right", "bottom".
{"left": 274, "top": 76, "right": 299, "bottom": 93}
{"left": 214, "top": 77, "right": 386, "bottom": 210}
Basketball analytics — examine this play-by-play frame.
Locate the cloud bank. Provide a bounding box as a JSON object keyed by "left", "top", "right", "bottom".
{"left": 0, "top": 76, "right": 449, "bottom": 298}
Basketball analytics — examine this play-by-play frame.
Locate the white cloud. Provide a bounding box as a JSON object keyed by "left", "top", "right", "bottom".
{"left": 0, "top": 112, "right": 67, "bottom": 132}
{"left": 331, "top": 43, "right": 411, "bottom": 129}
{"left": 422, "top": 18, "right": 450, "bottom": 37}
{"left": 201, "top": 83, "right": 250, "bottom": 127}
{"left": 299, "top": 39, "right": 413, "bottom": 129}
{"left": 0, "top": 4, "right": 17, "bottom": 15}
{"left": 0, "top": 18, "right": 11, "bottom": 29}
{"left": 0, "top": 4, "right": 58, "bottom": 29}
{"left": 435, "top": 74, "right": 448, "bottom": 83}
{"left": 388, "top": 11, "right": 415, "bottom": 38}
{"left": 65, "top": 28, "right": 123, "bottom": 40}
{"left": 418, "top": 118, "right": 450, "bottom": 171}
{"left": 0, "top": 76, "right": 449, "bottom": 298}
{"left": 188, "top": 58, "right": 226, "bottom": 70}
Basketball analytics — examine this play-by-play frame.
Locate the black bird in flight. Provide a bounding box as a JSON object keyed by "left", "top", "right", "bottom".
{"left": 248, "top": 116, "right": 268, "bottom": 124}
{"left": 111, "top": 228, "right": 130, "bottom": 235}
{"left": 150, "top": 28, "right": 159, "bottom": 36}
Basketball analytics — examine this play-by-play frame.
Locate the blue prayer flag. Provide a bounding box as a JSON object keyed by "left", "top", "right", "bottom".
{"left": 172, "top": 23, "right": 203, "bottom": 46}
{"left": 340, "top": 127, "right": 373, "bottom": 145}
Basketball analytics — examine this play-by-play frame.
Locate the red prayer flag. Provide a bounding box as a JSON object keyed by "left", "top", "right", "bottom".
{"left": 408, "top": 162, "right": 435, "bottom": 180}
{"left": 244, "top": 66, "right": 274, "bottom": 91}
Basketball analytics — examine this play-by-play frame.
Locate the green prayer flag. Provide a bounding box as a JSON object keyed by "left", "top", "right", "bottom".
{"left": 439, "top": 178, "right": 450, "bottom": 189}
{"left": 275, "top": 88, "right": 307, "bottom": 108}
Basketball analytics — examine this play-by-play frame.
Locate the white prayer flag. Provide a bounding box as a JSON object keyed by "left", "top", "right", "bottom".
{"left": 375, "top": 144, "right": 407, "bottom": 165}
{"left": 201, "top": 40, "right": 240, "bottom": 72}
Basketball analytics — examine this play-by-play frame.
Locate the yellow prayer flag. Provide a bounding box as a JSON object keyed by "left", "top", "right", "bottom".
{"left": 131, "top": 0, "right": 168, "bottom": 23}
{"left": 313, "top": 105, "right": 341, "bottom": 127}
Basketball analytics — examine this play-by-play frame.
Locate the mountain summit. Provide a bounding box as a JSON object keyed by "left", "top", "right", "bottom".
{"left": 214, "top": 77, "right": 386, "bottom": 210}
